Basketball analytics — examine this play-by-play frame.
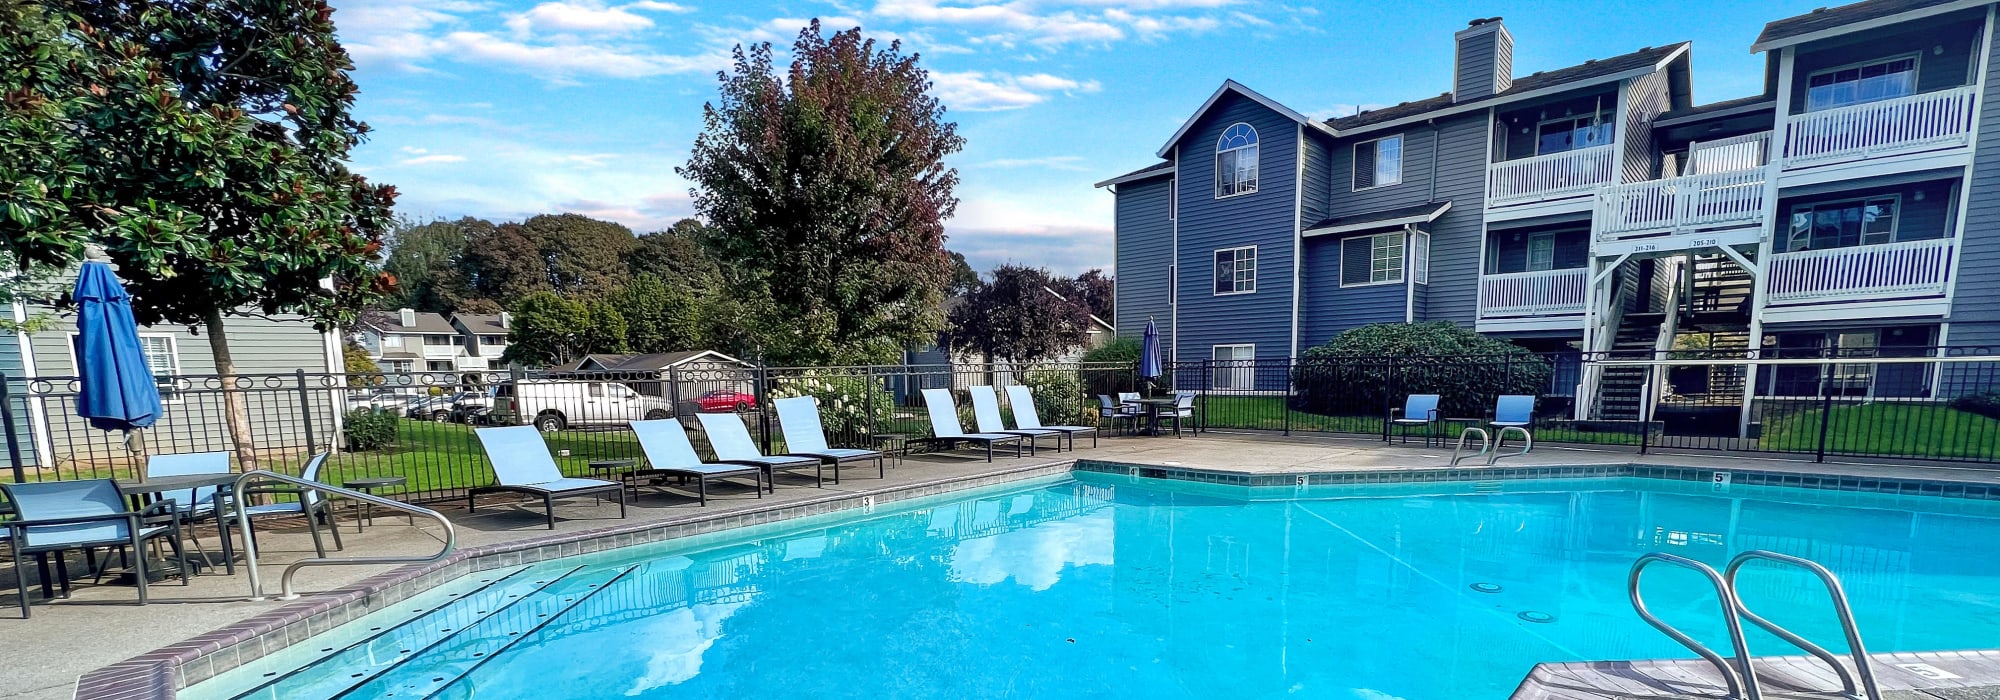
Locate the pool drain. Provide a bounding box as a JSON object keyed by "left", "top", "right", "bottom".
{"left": 1469, "top": 582, "right": 1503, "bottom": 593}
{"left": 1517, "top": 611, "right": 1555, "bottom": 624}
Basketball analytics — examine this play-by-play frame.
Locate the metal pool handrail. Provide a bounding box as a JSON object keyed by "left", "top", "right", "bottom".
{"left": 1486, "top": 426, "right": 1533, "bottom": 465}
{"left": 1629, "top": 553, "right": 1763, "bottom": 700}
{"left": 1449, "top": 427, "right": 1489, "bottom": 466}
{"left": 232, "top": 470, "right": 457, "bottom": 601}
{"left": 1725, "top": 550, "right": 1881, "bottom": 700}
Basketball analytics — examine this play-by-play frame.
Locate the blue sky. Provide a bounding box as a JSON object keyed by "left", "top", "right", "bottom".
{"left": 332, "top": 0, "right": 1824, "bottom": 275}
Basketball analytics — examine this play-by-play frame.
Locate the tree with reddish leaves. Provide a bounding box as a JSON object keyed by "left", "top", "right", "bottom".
{"left": 1065, "top": 269, "right": 1114, "bottom": 322}
{"left": 948, "top": 265, "right": 1093, "bottom": 364}
{"left": 2, "top": 0, "right": 396, "bottom": 470}
{"left": 680, "top": 21, "right": 961, "bottom": 365}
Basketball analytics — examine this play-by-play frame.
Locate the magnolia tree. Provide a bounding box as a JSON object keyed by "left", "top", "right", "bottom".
{"left": 2, "top": 0, "right": 397, "bottom": 470}
{"left": 681, "top": 21, "right": 961, "bottom": 365}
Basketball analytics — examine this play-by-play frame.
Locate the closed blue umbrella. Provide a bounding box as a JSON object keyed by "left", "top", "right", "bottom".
{"left": 1139, "top": 318, "right": 1162, "bottom": 380}
{"left": 73, "top": 262, "right": 163, "bottom": 431}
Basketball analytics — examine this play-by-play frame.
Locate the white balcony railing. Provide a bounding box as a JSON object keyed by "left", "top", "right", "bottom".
{"left": 1686, "top": 131, "right": 1771, "bottom": 175}
{"left": 1781, "top": 86, "right": 1978, "bottom": 168}
{"left": 1479, "top": 268, "right": 1589, "bottom": 317}
{"left": 1767, "top": 238, "right": 1956, "bottom": 304}
{"left": 1595, "top": 167, "right": 1768, "bottom": 241}
{"left": 1488, "top": 143, "right": 1619, "bottom": 207}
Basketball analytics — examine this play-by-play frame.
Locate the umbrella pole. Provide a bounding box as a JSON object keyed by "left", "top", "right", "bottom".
{"left": 126, "top": 427, "right": 150, "bottom": 475}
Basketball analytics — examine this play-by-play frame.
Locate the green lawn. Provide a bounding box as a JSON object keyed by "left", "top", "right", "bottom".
{"left": 1196, "top": 396, "right": 1644, "bottom": 447}
{"left": 316, "top": 419, "right": 649, "bottom": 498}
{"left": 1759, "top": 402, "right": 2000, "bottom": 461}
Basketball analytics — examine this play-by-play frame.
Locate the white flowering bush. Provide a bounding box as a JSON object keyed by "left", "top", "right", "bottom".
{"left": 770, "top": 371, "right": 896, "bottom": 442}
{"left": 1020, "top": 367, "right": 1085, "bottom": 425}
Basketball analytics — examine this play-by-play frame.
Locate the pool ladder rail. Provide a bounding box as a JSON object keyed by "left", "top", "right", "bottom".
{"left": 232, "top": 470, "right": 458, "bottom": 601}
{"left": 1628, "top": 551, "right": 1883, "bottom": 700}
{"left": 1447, "top": 425, "right": 1532, "bottom": 466}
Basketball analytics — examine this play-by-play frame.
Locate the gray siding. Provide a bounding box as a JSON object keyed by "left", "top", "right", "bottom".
{"left": 1953, "top": 19, "right": 2000, "bottom": 352}
{"left": 1301, "top": 132, "right": 1332, "bottom": 227}
{"left": 1298, "top": 234, "right": 1408, "bottom": 346}
{"left": 1787, "top": 13, "right": 1985, "bottom": 113}
{"left": 1318, "top": 112, "right": 1487, "bottom": 326}
{"left": 1172, "top": 93, "right": 1298, "bottom": 363}
{"left": 1113, "top": 173, "right": 1176, "bottom": 354}
{"left": 1620, "top": 72, "right": 1671, "bottom": 184}
{"left": 0, "top": 331, "right": 37, "bottom": 469}
{"left": 1775, "top": 178, "right": 1958, "bottom": 253}
{"left": 1454, "top": 29, "right": 1506, "bottom": 100}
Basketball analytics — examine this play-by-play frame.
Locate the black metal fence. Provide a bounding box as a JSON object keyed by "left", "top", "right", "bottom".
{"left": 2, "top": 347, "right": 1996, "bottom": 502}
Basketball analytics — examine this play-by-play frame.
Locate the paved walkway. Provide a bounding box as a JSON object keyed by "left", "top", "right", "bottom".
{"left": 3, "top": 432, "right": 1996, "bottom": 699}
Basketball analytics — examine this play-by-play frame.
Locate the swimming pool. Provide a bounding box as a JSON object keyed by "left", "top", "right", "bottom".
{"left": 189, "top": 472, "right": 2000, "bottom": 699}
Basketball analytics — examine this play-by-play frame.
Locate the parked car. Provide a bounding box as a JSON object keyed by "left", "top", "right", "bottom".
{"left": 498, "top": 381, "right": 674, "bottom": 432}
{"left": 405, "top": 391, "right": 492, "bottom": 422}
{"left": 696, "top": 390, "right": 757, "bottom": 412}
{"left": 347, "top": 390, "right": 415, "bottom": 413}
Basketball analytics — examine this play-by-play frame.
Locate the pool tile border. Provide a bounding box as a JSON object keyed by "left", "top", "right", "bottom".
{"left": 76, "top": 455, "right": 2000, "bottom": 699}
{"left": 73, "top": 460, "right": 1073, "bottom": 700}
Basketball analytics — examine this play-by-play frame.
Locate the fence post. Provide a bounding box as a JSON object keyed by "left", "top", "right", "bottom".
{"left": 756, "top": 359, "right": 774, "bottom": 453}
{"left": 1200, "top": 359, "right": 1210, "bottom": 430}
{"left": 1638, "top": 365, "right": 1652, "bottom": 456}
{"left": 0, "top": 373, "right": 22, "bottom": 483}
{"left": 667, "top": 366, "right": 681, "bottom": 418}
{"left": 865, "top": 365, "right": 876, "bottom": 440}
{"left": 1384, "top": 357, "right": 1397, "bottom": 442}
{"left": 1281, "top": 359, "right": 1291, "bottom": 437}
{"left": 1814, "top": 357, "right": 1835, "bottom": 463}
{"left": 296, "top": 369, "right": 318, "bottom": 455}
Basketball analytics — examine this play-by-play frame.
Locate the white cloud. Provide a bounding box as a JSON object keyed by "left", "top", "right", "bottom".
{"left": 396, "top": 154, "right": 466, "bottom": 166}
{"left": 400, "top": 146, "right": 430, "bottom": 154}
{"left": 626, "top": 0, "right": 695, "bottom": 12}
{"left": 870, "top": 0, "right": 1125, "bottom": 47}
{"left": 505, "top": 1, "right": 654, "bottom": 37}
{"left": 977, "top": 155, "right": 1087, "bottom": 170}
{"left": 932, "top": 71, "right": 1099, "bottom": 111}
{"left": 435, "top": 31, "right": 729, "bottom": 80}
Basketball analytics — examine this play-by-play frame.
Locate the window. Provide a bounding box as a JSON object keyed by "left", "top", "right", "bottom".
{"left": 1410, "top": 231, "right": 1430, "bottom": 285}
{"left": 426, "top": 361, "right": 452, "bottom": 372}
{"left": 1785, "top": 196, "right": 1898, "bottom": 252}
{"left": 1806, "top": 56, "right": 1917, "bottom": 112}
{"left": 1213, "top": 246, "right": 1256, "bottom": 295}
{"left": 1527, "top": 233, "right": 1556, "bottom": 272}
{"left": 1352, "top": 135, "right": 1404, "bottom": 189}
{"left": 1536, "top": 114, "right": 1614, "bottom": 155}
{"left": 71, "top": 334, "right": 180, "bottom": 400}
{"left": 382, "top": 335, "right": 402, "bottom": 348}
{"left": 1214, "top": 123, "right": 1259, "bottom": 198}
{"left": 1210, "top": 344, "right": 1255, "bottom": 390}
{"left": 1341, "top": 232, "right": 1404, "bottom": 287}
{"left": 588, "top": 383, "right": 606, "bottom": 398}
{"left": 480, "top": 335, "right": 505, "bottom": 345}
{"left": 423, "top": 334, "right": 455, "bottom": 346}
{"left": 1759, "top": 326, "right": 1937, "bottom": 398}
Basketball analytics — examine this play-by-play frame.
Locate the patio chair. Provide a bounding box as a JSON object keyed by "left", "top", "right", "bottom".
{"left": 1, "top": 479, "right": 189, "bottom": 618}
{"left": 144, "top": 452, "right": 230, "bottom": 561}
{"left": 629, "top": 419, "right": 767, "bottom": 505}
{"left": 1389, "top": 394, "right": 1443, "bottom": 446}
{"left": 916, "top": 388, "right": 1023, "bottom": 462}
{"left": 468, "top": 426, "right": 628, "bottom": 529}
{"left": 1004, "top": 385, "right": 1098, "bottom": 449}
{"left": 1117, "top": 392, "right": 1142, "bottom": 412}
{"left": 232, "top": 453, "right": 343, "bottom": 558}
{"left": 1167, "top": 392, "right": 1197, "bottom": 437}
{"left": 1097, "top": 395, "right": 1141, "bottom": 436}
{"left": 772, "top": 396, "right": 885, "bottom": 481}
{"left": 1490, "top": 395, "right": 1536, "bottom": 448}
{"left": 968, "top": 386, "right": 1062, "bottom": 455}
{"left": 694, "top": 412, "right": 826, "bottom": 488}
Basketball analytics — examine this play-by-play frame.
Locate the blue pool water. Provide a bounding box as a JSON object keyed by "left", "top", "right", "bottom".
{"left": 193, "top": 474, "right": 2000, "bottom": 700}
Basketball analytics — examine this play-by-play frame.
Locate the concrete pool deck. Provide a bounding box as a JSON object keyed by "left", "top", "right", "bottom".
{"left": 6, "top": 431, "right": 2000, "bottom": 699}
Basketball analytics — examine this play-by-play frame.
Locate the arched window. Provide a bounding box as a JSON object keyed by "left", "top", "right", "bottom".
{"left": 1215, "top": 123, "right": 1259, "bottom": 197}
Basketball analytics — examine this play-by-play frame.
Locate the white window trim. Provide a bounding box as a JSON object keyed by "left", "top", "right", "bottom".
{"left": 1803, "top": 52, "right": 1922, "bottom": 113}
{"left": 1785, "top": 193, "right": 1902, "bottom": 252}
{"left": 1351, "top": 134, "right": 1405, "bottom": 191}
{"left": 1214, "top": 123, "right": 1260, "bottom": 200}
{"left": 1533, "top": 113, "right": 1614, "bottom": 156}
{"left": 1212, "top": 245, "right": 1258, "bottom": 296}
{"left": 1411, "top": 230, "right": 1431, "bottom": 286}
{"left": 1339, "top": 232, "right": 1408, "bottom": 288}
{"left": 67, "top": 332, "right": 184, "bottom": 404}
{"left": 1209, "top": 344, "right": 1256, "bottom": 390}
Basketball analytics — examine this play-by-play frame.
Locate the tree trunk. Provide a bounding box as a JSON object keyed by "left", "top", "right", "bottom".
{"left": 205, "top": 309, "right": 261, "bottom": 472}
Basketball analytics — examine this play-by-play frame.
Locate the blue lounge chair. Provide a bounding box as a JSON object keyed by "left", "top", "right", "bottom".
{"left": 1490, "top": 395, "right": 1535, "bottom": 448}
{"left": 917, "top": 388, "right": 1022, "bottom": 462}
{"left": 1, "top": 479, "right": 189, "bottom": 618}
{"left": 968, "top": 386, "right": 1061, "bottom": 455}
{"left": 629, "top": 419, "right": 766, "bottom": 504}
{"left": 1005, "top": 385, "right": 1097, "bottom": 449}
{"left": 143, "top": 451, "right": 232, "bottom": 569}
{"left": 773, "top": 396, "right": 885, "bottom": 481}
{"left": 1389, "top": 394, "right": 1443, "bottom": 446}
{"left": 694, "top": 412, "right": 825, "bottom": 488}
{"left": 468, "top": 426, "right": 627, "bottom": 529}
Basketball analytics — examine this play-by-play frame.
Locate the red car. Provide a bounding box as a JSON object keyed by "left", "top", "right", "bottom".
{"left": 697, "top": 390, "right": 756, "bottom": 412}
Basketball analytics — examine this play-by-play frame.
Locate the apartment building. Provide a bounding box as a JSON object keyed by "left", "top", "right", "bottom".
{"left": 1102, "top": 0, "right": 2000, "bottom": 421}
{"left": 356, "top": 309, "right": 482, "bottom": 373}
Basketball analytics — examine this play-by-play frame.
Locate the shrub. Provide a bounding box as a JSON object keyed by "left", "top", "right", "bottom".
{"left": 769, "top": 372, "right": 896, "bottom": 441}
{"left": 1951, "top": 392, "right": 2000, "bottom": 421}
{"left": 1081, "top": 336, "right": 1140, "bottom": 364}
{"left": 1080, "top": 336, "right": 1143, "bottom": 399}
{"left": 1020, "top": 367, "right": 1085, "bottom": 425}
{"left": 343, "top": 408, "right": 400, "bottom": 451}
{"left": 1292, "top": 322, "right": 1553, "bottom": 419}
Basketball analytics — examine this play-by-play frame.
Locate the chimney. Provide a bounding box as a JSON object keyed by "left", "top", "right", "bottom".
{"left": 399, "top": 308, "right": 416, "bottom": 327}
{"left": 1453, "top": 17, "right": 1512, "bottom": 102}
{"left": 498, "top": 311, "right": 511, "bottom": 329}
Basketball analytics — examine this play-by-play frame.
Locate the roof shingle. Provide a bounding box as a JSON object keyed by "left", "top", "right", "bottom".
{"left": 1324, "top": 43, "right": 1689, "bottom": 131}
{"left": 1756, "top": 0, "right": 1962, "bottom": 48}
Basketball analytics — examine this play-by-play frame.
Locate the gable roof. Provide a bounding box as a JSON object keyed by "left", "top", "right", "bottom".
{"left": 1753, "top": 0, "right": 1979, "bottom": 52}
{"left": 1324, "top": 43, "right": 1691, "bottom": 134}
{"left": 360, "top": 309, "right": 456, "bottom": 335}
{"left": 1303, "top": 201, "right": 1453, "bottom": 236}
{"left": 1155, "top": 80, "right": 1325, "bottom": 157}
{"left": 451, "top": 313, "right": 508, "bottom": 335}
{"left": 1654, "top": 95, "right": 1776, "bottom": 127}
{"left": 1094, "top": 161, "right": 1175, "bottom": 188}
{"left": 570, "top": 350, "right": 750, "bottom": 371}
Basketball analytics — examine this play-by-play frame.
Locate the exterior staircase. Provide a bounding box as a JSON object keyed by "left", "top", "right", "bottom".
{"left": 1684, "top": 254, "right": 1754, "bottom": 323}
{"left": 1597, "top": 312, "right": 1666, "bottom": 421}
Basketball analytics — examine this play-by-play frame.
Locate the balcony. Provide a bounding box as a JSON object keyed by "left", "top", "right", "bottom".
{"left": 1487, "top": 144, "right": 1618, "bottom": 208}
{"left": 1766, "top": 238, "right": 1955, "bottom": 305}
{"left": 1595, "top": 167, "right": 1769, "bottom": 243}
{"left": 1479, "top": 268, "right": 1588, "bottom": 318}
{"left": 1780, "top": 86, "right": 1978, "bottom": 169}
